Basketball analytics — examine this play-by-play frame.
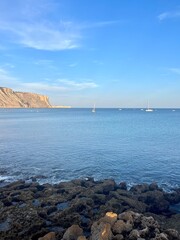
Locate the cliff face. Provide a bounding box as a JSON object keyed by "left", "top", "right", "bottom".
{"left": 0, "top": 87, "right": 52, "bottom": 108}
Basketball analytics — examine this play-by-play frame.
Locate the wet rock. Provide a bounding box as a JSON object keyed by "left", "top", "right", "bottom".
{"left": 149, "top": 182, "right": 159, "bottom": 191}
{"left": 165, "top": 228, "right": 180, "bottom": 240}
{"left": 112, "top": 220, "right": 126, "bottom": 234}
{"left": 63, "top": 224, "right": 83, "bottom": 240}
{"left": 112, "top": 234, "right": 124, "bottom": 240}
{"left": 38, "top": 232, "right": 56, "bottom": 240}
{"left": 118, "top": 211, "right": 134, "bottom": 224}
{"left": 130, "top": 184, "right": 149, "bottom": 193}
{"left": 139, "top": 227, "right": 149, "bottom": 238}
{"left": 117, "top": 195, "right": 147, "bottom": 213}
{"left": 129, "top": 229, "right": 140, "bottom": 239}
{"left": 0, "top": 179, "right": 180, "bottom": 240}
{"left": 0, "top": 218, "right": 11, "bottom": 231}
{"left": 153, "top": 233, "right": 169, "bottom": 240}
{"left": 112, "top": 220, "right": 132, "bottom": 234}
{"left": 92, "top": 194, "right": 106, "bottom": 205}
{"left": 141, "top": 216, "right": 159, "bottom": 229}
{"left": 138, "top": 190, "right": 170, "bottom": 213}
{"left": 119, "top": 182, "right": 127, "bottom": 190}
{"left": 94, "top": 179, "right": 116, "bottom": 194}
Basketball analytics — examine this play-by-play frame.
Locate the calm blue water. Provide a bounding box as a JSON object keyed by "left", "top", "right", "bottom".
{"left": 0, "top": 108, "right": 180, "bottom": 190}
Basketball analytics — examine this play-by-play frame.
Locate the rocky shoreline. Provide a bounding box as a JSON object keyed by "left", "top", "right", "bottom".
{"left": 0, "top": 178, "right": 180, "bottom": 239}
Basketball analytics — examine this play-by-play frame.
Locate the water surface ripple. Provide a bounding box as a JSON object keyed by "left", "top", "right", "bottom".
{"left": 0, "top": 108, "right": 180, "bottom": 190}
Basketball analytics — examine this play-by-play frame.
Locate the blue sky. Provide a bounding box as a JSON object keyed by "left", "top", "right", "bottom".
{"left": 0, "top": 0, "right": 180, "bottom": 107}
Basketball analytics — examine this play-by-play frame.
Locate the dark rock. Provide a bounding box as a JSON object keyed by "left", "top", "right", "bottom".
{"left": 130, "top": 184, "right": 150, "bottom": 193}
{"left": 149, "top": 182, "right": 159, "bottom": 191}
{"left": 0, "top": 179, "right": 179, "bottom": 240}
{"left": 119, "top": 182, "right": 127, "bottom": 190}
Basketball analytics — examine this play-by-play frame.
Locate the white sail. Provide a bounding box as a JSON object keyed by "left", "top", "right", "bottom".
{"left": 145, "top": 101, "right": 153, "bottom": 112}
{"left": 92, "top": 104, "right": 96, "bottom": 113}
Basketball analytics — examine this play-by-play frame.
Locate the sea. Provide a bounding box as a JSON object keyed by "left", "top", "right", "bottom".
{"left": 0, "top": 108, "right": 180, "bottom": 191}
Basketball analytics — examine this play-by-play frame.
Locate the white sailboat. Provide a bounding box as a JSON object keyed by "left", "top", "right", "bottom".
{"left": 92, "top": 104, "right": 96, "bottom": 113}
{"left": 145, "top": 101, "right": 153, "bottom": 112}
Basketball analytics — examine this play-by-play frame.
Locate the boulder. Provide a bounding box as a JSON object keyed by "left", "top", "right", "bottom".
{"left": 101, "top": 212, "right": 118, "bottom": 226}
{"left": 38, "top": 232, "right": 56, "bottom": 240}
{"left": 91, "top": 222, "right": 112, "bottom": 240}
{"left": 112, "top": 220, "right": 132, "bottom": 234}
{"left": 63, "top": 225, "right": 83, "bottom": 240}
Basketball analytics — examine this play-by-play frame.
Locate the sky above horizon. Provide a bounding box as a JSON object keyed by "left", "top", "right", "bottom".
{"left": 0, "top": 0, "right": 180, "bottom": 108}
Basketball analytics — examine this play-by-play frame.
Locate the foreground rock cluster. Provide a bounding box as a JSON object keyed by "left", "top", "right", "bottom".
{"left": 0, "top": 178, "right": 180, "bottom": 239}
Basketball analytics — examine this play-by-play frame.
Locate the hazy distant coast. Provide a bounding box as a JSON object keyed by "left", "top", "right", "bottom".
{"left": 0, "top": 87, "right": 72, "bottom": 109}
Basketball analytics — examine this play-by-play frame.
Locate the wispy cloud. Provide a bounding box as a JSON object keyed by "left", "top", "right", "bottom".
{"left": 0, "top": 67, "right": 16, "bottom": 82}
{"left": 0, "top": 1, "right": 120, "bottom": 51}
{"left": 79, "top": 20, "right": 121, "bottom": 29}
{"left": 0, "top": 19, "right": 122, "bottom": 51}
{"left": 21, "top": 82, "right": 67, "bottom": 92}
{"left": 168, "top": 68, "right": 180, "bottom": 74}
{"left": 0, "top": 19, "right": 121, "bottom": 51}
{"left": 21, "top": 79, "right": 98, "bottom": 92}
{"left": 33, "top": 59, "right": 57, "bottom": 70}
{"left": 58, "top": 79, "right": 98, "bottom": 90}
{"left": 158, "top": 10, "right": 180, "bottom": 21}
{"left": 0, "top": 67, "right": 22, "bottom": 91}
{"left": 0, "top": 67, "right": 98, "bottom": 93}
{"left": 0, "top": 21, "right": 81, "bottom": 51}
{"left": 34, "top": 59, "right": 54, "bottom": 66}
{"left": 69, "top": 63, "right": 78, "bottom": 68}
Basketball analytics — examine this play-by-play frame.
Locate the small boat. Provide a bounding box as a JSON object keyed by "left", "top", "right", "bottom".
{"left": 92, "top": 104, "right": 96, "bottom": 113}
{"left": 145, "top": 108, "right": 153, "bottom": 112}
{"left": 145, "top": 101, "right": 153, "bottom": 112}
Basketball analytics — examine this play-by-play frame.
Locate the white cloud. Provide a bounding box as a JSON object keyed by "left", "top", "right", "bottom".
{"left": 0, "top": 21, "right": 81, "bottom": 51}
{"left": 0, "top": 67, "right": 22, "bottom": 91}
{"left": 0, "top": 19, "right": 120, "bottom": 51}
{"left": 168, "top": 68, "right": 180, "bottom": 74}
{"left": 0, "top": 67, "right": 98, "bottom": 93}
{"left": 69, "top": 63, "right": 78, "bottom": 67}
{"left": 0, "top": 67, "right": 16, "bottom": 82}
{"left": 33, "top": 59, "right": 57, "bottom": 70}
{"left": 21, "top": 82, "right": 67, "bottom": 92}
{"left": 34, "top": 59, "right": 54, "bottom": 65}
{"left": 0, "top": 0, "right": 120, "bottom": 51}
{"left": 79, "top": 20, "right": 121, "bottom": 29}
{"left": 58, "top": 79, "right": 98, "bottom": 90}
{"left": 158, "top": 10, "right": 180, "bottom": 21}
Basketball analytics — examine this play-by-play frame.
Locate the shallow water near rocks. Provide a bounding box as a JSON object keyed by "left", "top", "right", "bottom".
{"left": 0, "top": 218, "right": 11, "bottom": 231}
{"left": 0, "top": 108, "right": 180, "bottom": 190}
{"left": 170, "top": 203, "right": 180, "bottom": 213}
{"left": 56, "top": 202, "right": 69, "bottom": 210}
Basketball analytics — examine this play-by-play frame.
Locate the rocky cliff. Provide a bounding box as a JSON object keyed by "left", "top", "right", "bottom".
{"left": 0, "top": 87, "right": 52, "bottom": 108}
